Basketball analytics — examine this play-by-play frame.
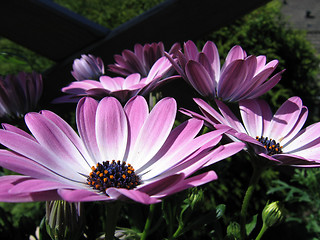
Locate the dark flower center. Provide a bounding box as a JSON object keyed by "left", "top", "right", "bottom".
{"left": 87, "top": 160, "right": 140, "bottom": 194}
{"left": 256, "top": 136, "right": 283, "bottom": 155}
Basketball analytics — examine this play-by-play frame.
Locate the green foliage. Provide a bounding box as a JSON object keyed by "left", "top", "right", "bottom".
{"left": 268, "top": 168, "right": 320, "bottom": 239}
{"left": 0, "top": 38, "right": 54, "bottom": 75}
{"left": 53, "top": 0, "right": 164, "bottom": 29}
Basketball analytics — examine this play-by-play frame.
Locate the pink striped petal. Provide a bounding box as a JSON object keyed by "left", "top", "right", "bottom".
{"left": 215, "top": 99, "right": 247, "bottom": 133}
{"left": 185, "top": 60, "right": 215, "bottom": 97}
{"left": 106, "top": 188, "right": 161, "bottom": 204}
{"left": 245, "top": 70, "right": 284, "bottom": 99}
{"left": 124, "top": 96, "right": 149, "bottom": 149}
{"left": 283, "top": 122, "right": 320, "bottom": 152}
{"left": 62, "top": 80, "right": 102, "bottom": 93}
{"left": 0, "top": 150, "right": 70, "bottom": 181}
{"left": 58, "top": 189, "right": 110, "bottom": 202}
{"left": 240, "top": 99, "right": 265, "bottom": 138}
{"left": 128, "top": 98, "right": 176, "bottom": 169}
{"left": 25, "top": 113, "right": 89, "bottom": 175}
{"left": 138, "top": 174, "right": 184, "bottom": 196}
{"left": 0, "top": 175, "right": 62, "bottom": 202}
{"left": 76, "top": 97, "right": 100, "bottom": 163}
{"left": 203, "top": 142, "right": 245, "bottom": 167}
{"left": 265, "top": 97, "right": 303, "bottom": 140}
{"left": 155, "top": 171, "right": 217, "bottom": 197}
{"left": 0, "top": 129, "right": 82, "bottom": 181}
{"left": 96, "top": 97, "right": 128, "bottom": 161}
{"left": 184, "top": 40, "right": 199, "bottom": 60}
{"left": 202, "top": 41, "right": 220, "bottom": 80}
{"left": 2, "top": 123, "right": 36, "bottom": 141}
{"left": 218, "top": 60, "right": 248, "bottom": 100}
{"left": 281, "top": 106, "right": 308, "bottom": 146}
{"left": 9, "top": 178, "right": 77, "bottom": 194}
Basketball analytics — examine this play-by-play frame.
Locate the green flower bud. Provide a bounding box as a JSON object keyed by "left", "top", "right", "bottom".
{"left": 45, "top": 201, "right": 84, "bottom": 240}
{"left": 186, "top": 188, "right": 204, "bottom": 210}
{"left": 262, "top": 201, "right": 284, "bottom": 228}
{"left": 226, "top": 222, "right": 241, "bottom": 240}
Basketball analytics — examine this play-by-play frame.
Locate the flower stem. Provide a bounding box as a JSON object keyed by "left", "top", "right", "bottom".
{"left": 141, "top": 204, "right": 156, "bottom": 240}
{"left": 255, "top": 224, "right": 268, "bottom": 240}
{"left": 240, "top": 162, "right": 265, "bottom": 240}
{"left": 105, "top": 202, "right": 122, "bottom": 240}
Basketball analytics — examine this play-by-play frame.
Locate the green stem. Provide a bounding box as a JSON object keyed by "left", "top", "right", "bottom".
{"left": 240, "top": 163, "right": 265, "bottom": 240}
{"left": 172, "top": 224, "right": 184, "bottom": 239}
{"left": 105, "top": 202, "right": 122, "bottom": 240}
{"left": 255, "top": 224, "right": 268, "bottom": 240}
{"left": 141, "top": 204, "right": 156, "bottom": 240}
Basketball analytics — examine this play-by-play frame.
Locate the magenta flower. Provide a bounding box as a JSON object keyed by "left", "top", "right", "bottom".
{"left": 0, "top": 71, "right": 43, "bottom": 119}
{"left": 166, "top": 40, "right": 284, "bottom": 101}
{"left": 182, "top": 97, "right": 320, "bottom": 166}
{"left": 55, "top": 56, "right": 178, "bottom": 104}
{"left": 108, "top": 42, "right": 181, "bottom": 77}
{"left": 0, "top": 96, "right": 244, "bottom": 204}
{"left": 71, "top": 54, "right": 105, "bottom": 81}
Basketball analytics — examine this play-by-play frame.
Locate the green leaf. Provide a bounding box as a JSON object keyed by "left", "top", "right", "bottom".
{"left": 246, "top": 214, "right": 258, "bottom": 236}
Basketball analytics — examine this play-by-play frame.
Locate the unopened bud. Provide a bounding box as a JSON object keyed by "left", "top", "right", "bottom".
{"left": 45, "top": 200, "right": 84, "bottom": 240}
{"left": 226, "top": 222, "right": 241, "bottom": 240}
{"left": 262, "top": 201, "right": 284, "bottom": 228}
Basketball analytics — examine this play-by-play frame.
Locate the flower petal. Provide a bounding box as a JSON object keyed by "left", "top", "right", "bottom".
{"left": 124, "top": 96, "right": 149, "bottom": 149}
{"left": 76, "top": 97, "right": 100, "bottom": 164}
{"left": 185, "top": 60, "right": 215, "bottom": 97}
{"left": 106, "top": 188, "right": 161, "bottom": 204}
{"left": 128, "top": 97, "right": 176, "bottom": 169}
{"left": 58, "top": 189, "right": 110, "bottom": 202}
{"left": 96, "top": 97, "right": 128, "bottom": 161}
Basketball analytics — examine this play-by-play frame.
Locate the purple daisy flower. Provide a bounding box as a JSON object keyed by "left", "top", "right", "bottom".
{"left": 166, "top": 40, "right": 284, "bottom": 101}
{"left": 71, "top": 54, "right": 105, "bottom": 81}
{"left": 182, "top": 96, "right": 320, "bottom": 166}
{"left": 55, "top": 56, "right": 178, "bottom": 104}
{"left": 108, "top": 42, "right": 181, "bottom": 77}
{"left": 0, "top": 71, "right": 43, "bottom": 119}
{"left": 0, "top": 96, "right": 244, "bottom": 204}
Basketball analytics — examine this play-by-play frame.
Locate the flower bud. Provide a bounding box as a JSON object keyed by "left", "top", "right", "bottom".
{"left": 262, "top": 201, "right": 284, "bottom": 228}
{"left": 186, "top": 188, "right": 204, "bottom": 210}
{"left": 45, "top": 200, "right": 84, "bottom": 240}
{"left": 226, "top": 222, "right": 241, "bottom": 239}
{"left": 71, "top": 54, "right": 105, "bottom": 81}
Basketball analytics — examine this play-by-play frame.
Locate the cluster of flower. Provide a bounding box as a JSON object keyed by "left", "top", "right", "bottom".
{"left": 0, "top": 40, "right": 319, "bottom": 208}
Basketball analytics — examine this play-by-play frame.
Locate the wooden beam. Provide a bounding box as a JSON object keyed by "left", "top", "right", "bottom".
{"left": 0, "top": 0, "right": 109, "bottom": 61}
